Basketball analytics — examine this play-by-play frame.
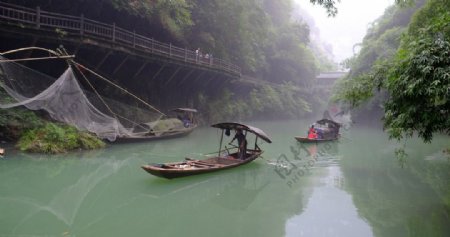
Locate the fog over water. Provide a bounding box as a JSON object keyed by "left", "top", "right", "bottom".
{"left": 296, "top": 0, "right": 395, "bottom": 62}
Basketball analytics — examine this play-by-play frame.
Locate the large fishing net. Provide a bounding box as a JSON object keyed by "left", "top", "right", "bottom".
{"left": 0, "top": 54, "right": 185, "bottom": 141}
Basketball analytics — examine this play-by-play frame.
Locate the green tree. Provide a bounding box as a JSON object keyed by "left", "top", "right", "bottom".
{"left": 189, "top": 0, "right": 271, "bottom": 73}
{"left": 333, "top": 0, "right": 449, "bottom": 142}
{"left": 108, "top": 0, "right": 193, "bottom": 40}
{"left": 384, "top": 0, "right": 450, "bottom": 141}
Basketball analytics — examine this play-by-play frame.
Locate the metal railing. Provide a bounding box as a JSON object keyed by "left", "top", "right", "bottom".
{"left": 0, "top": 2, "right": 241, "bottom": 76}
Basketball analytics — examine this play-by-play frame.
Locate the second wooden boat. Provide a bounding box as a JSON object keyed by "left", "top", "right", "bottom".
{"left": 296, "top": 118, "right": 341, "bottom": 143}
{"left": 294, "top": 136, "right": 339, "bottom": 143}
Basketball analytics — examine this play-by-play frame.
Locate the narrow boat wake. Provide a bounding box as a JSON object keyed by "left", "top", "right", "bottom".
{"left": 265, "top": 155, "right": 342, "bottom": 168}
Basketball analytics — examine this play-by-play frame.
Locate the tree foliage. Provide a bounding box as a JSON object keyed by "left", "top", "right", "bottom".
{"left": 2, "top": 0, "right": 340, "bottom": 133}
{"left": 197, "top": 83, "right": 311, "bottom": 123}
{"left": 333, "top": 0, "right": 450, "bottom": 142}
{"left": 186, "top": 0, "right": 324, "bottom": 81}
{"left": 7, "top": 0, "right": 335, "bottom": 85}
{"left": 188, "top": 0, "right": 272, "bottom": 73}
{"left": 309, "top": 0, "right": 339, "bottom": 16}
{"left": 331, "top": 4, "right": 412, "bottom": 121}
{"left": 109, "top": 0, "right": 194, "bottom": 40}
{"left": 384, "top": 0, "right": 450, "bottom": 142}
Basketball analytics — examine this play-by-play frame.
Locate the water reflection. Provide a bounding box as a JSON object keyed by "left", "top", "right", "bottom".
{"left": 141, "top": 163, "right": 270, "bottom": 211}
{"left": 211, "top": 167, "right": 270, "bottom": 211}
{"left": 270, "top": 141, "right": 341, "bottom": 189}
{"left": 285, "top": 166, "right": 373, "bottom": 237}
{"left": 339, "top": 128, "right": 450, "bottom": 237}
{"left": 280, "top": 138, "right": 373, "bottom": 236}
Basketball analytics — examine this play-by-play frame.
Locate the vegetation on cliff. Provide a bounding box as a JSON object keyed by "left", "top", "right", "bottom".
{"left": 2, "top": 0, "right": 337, "bottom": 127}
{"left": 333, "top": 0, "right": 450, "bottom": 142}
{"left": 197, "top": 83, "right": 311, "bottom": 123}
{"left": 8, "top": 0, "right": 335, "bottom": 83}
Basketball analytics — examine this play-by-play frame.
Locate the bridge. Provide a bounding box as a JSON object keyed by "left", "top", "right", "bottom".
{"left": 0, "top": 2, "right": 243, "bottom": 109}
{"left": 0, "top": 2, "right": 241, "bottom": 77}
{"left": 315, "top": 72, "right": 347, "bottom": 89}
{"left": 313, "top": 71, "right": 347, "bottom": 99}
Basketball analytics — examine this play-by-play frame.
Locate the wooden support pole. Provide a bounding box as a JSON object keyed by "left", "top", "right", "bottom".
{"left": 163, "top": 67, "right": 181, "bottom": 87}
{"left": 151, "top": 38, "right": 154, "bottom": 53}
{"left": 112, "top": 23, "right": 116, "bottom": 42}
{"left": 133, "top": 61, "right": 148, "bottom": 79}
{"left": 112, "top": 55, "right": 129, "bottom": 76}
{"left": 36, "top": 6, "right": 40, "bottom": 29}
{"left": 150, "top": 64, "right": 166, "bottom": 81}
{"left": 177, "top": 69, "right": 195, "bottom": 86}
{"left": 186, "top": 71, "right": 206, "bottom": 94}
{"left": 218, "top": 129, "right": 224, "bottom": 156}
{"left": 202, "top": 74, "right": 220, "bottom": 89}
{"left": 80, "top": 14, "right": 84, "bottom": 36}
{"left": 95, "top": 51, "right": 112, "bottom": 70}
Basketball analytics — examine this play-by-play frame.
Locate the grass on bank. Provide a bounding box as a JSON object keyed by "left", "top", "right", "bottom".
{"left": 17, "top": 122, "right": 105, "bottom": 154}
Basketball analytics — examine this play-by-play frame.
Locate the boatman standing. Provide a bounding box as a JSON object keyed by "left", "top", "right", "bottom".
{"left": 230, "top": 128, "right": 247, "bottom": 160}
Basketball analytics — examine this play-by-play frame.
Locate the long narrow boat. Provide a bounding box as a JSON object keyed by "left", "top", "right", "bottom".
{"left": 295, "top": 136, "right": 339, "bottom": 143}
{"left": 141, "top": 122, "right": 272, "bottom": 179}
{"left": 296, "top": 118, "right": 341, "bottom": 143}
{"left": 114, "top": 126, "right": 196, "bottom": 143}
{"left": 114, "top": 108, "right": 198, "bottom": 143}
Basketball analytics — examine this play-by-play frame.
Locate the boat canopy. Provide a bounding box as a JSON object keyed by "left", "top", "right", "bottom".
{"left": 316, "top": 119, "right": 340, "bottom": 128}
{"left": 170, "top": 108, "right": 198, "bottom": 113}
{"left": 211, "top": 122, "right": 272, "bottom": 143}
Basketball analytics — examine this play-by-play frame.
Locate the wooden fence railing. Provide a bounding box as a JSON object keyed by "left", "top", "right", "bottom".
{"left": 0, "top": 2, "right": 241, "bottom": 76}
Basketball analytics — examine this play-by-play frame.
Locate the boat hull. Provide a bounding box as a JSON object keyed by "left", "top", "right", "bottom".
{"left": 141, "top": 150, "right": 262, "bottom": 179}
{"left": 113, "top": 126, "right": 196, "bottom": 143}
{"left": 295, "top": 136, "right": 338, "bottom": 143}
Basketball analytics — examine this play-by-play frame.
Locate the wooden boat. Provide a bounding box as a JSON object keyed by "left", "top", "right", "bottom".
{"left": 296, "top": 118, "right": 341, "bottom": 143}
{"left": 141, "top": 122, "right": 272, "bottom": 179}
{"left": 295, "top": 136, "right": 339, "bottom": 143}
{"left": 114, "top": 108, "right": 198, "bottom": 143}
{"left": 114, "top": 125, "right": 196, "bottom": 143}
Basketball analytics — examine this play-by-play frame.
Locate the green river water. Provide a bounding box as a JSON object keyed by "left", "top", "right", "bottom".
{"left": 0, "top": 120, "right": 449, "bottom": 237}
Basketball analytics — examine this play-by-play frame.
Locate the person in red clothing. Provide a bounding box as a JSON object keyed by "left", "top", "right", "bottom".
{"left": 308, "top": 130, "right": 318, "bottom": 139}
{"left": 308, "top": 125, "right": 315, "bottom": 134}
{"left": 307, "top": 125, "right": 318, "bottom": 139}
